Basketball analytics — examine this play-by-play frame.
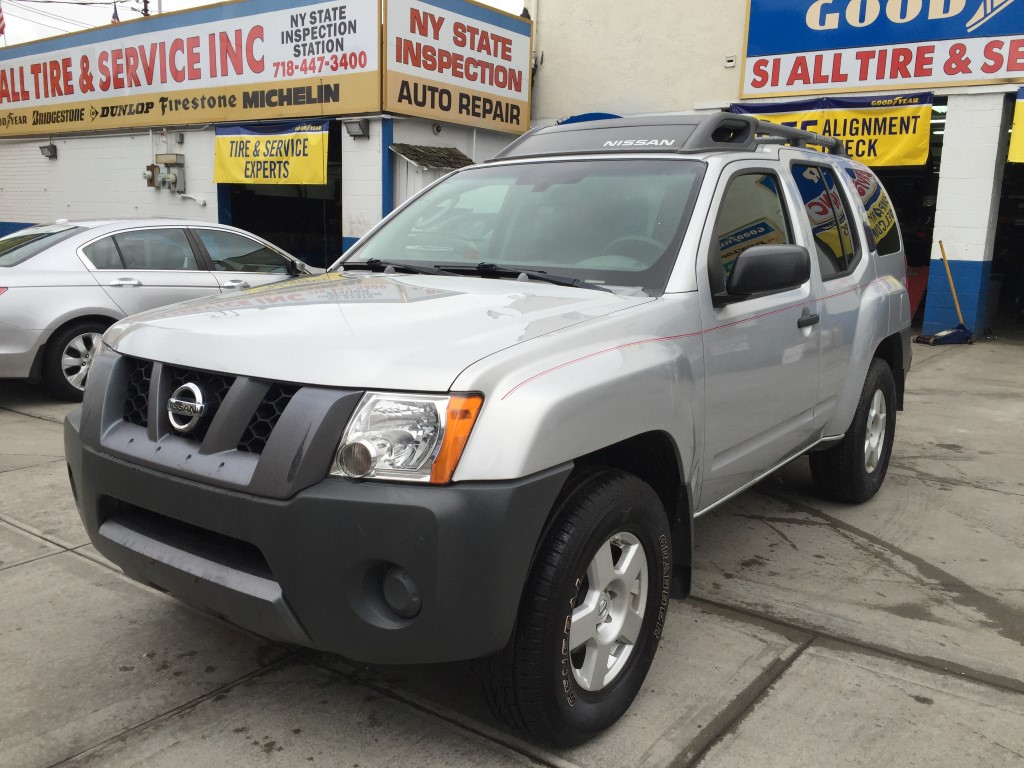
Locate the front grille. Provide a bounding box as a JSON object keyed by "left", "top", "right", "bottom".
{"left": 166, "top": 366, "right": 235, "bottom": 443}
{"left": 238, "top": 383, "right": 300, "bottom": 454}
{"left": 118, "top": 358, "right": 301, "bottom": 454}
{"left": 123, "top": 358, "right": 153, "bottom": 427}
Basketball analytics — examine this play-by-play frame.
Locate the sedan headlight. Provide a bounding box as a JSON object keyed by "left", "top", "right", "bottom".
{"left": 332, "top": 392, "right": 483, "bottom": 484}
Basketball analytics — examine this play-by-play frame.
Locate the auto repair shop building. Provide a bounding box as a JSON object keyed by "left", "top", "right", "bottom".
{"left": 525, "top": 0, "right": 1024, "bottom": 336}
{"left": 0, "top": 0, "right": 531, "bottom": 266}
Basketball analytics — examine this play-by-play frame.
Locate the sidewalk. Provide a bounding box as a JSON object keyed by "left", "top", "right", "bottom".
{"left": 1, "top": 339, "right": 1022, "bottom": 767}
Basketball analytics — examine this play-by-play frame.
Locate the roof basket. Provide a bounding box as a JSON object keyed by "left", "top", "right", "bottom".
{"left": 488, "top": 113, "right": 846, "bottom": 161}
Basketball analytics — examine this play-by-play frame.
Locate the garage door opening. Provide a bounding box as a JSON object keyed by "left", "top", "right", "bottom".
{"left": 873, "top": 97, "right": 944, "bottom": 325}
{"left": 221, "top": 122, "right": 343, "bottom": 268}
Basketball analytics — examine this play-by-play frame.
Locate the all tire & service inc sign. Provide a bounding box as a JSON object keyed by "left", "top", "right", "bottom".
{"left": 0, "top": 0, "right": 380, "bottom": 138}
{"left": 743, "top": 0, "right": 1024, "bottom": 98}
{"left": 0, "top": 0, "right": 532, "bottom": 139}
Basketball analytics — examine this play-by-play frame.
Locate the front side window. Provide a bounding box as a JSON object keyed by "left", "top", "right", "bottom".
{"left": 112, "top": 229, "right": 199, "bottom": 271}
{"left": 844, "top": 167, "right": 902, "bottom": 256}
{"left": 709, "top": 172, "right": 793, "bottom": 293}
{"left": 792, "top": 165, "right": 859, "bottom": 279}
{"left": 195, "top": 229, "right": 291, "bottom": 273}
{"left": 341, "top": 159, "right": 705, "bottom": 294}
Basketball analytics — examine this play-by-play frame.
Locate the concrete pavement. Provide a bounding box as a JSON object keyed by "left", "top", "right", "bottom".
{"left": 1, "top": 338, "right": 1022, "bottom": 767}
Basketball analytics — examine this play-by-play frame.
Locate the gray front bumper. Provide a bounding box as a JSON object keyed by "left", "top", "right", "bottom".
{"left": 66, "top": 410, "right": 571, "bottom": 663}
{"left": 63, "top": 351, "right": 572, "bottom": 664}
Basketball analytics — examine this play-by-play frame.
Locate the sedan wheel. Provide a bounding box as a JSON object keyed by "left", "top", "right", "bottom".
{"left": 44, "top": 321, "right": 110, "bottom": 401}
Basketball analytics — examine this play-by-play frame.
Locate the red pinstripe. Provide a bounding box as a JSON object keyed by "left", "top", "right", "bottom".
{"left": 500, "top": 278, "right": 885, "bottom": 400}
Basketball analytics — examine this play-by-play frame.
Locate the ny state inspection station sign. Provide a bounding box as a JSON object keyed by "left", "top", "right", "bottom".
{"left": 743, "top": 0, "right": 1024, "bottom": 97}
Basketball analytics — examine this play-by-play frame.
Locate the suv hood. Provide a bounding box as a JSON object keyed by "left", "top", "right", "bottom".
{"left": 106, "top": 273, "right": 653, "bottom": 390}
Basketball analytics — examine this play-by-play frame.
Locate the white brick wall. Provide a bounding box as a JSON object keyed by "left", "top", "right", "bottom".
{"left": 0, "top": 129, "right": 219, "bottom": 226}
{"left": 341, "top": 121, "right": 384, "bottom": 240}
{"left": 340, "top": 117, "right": 515, "bottom": 239}
{"left": 931, "top": 93, "right": 1012, "bottom": 262}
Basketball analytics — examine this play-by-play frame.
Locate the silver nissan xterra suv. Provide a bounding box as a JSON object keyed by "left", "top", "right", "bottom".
{"left": 66, "top": 114, "right": 912, "bottom": 745}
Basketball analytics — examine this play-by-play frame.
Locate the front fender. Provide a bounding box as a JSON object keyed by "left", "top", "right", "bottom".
{"left": 451, "top": 296, "right": 704, "bottom": 485}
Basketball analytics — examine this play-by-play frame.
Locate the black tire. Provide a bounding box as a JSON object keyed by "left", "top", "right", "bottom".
{"left": 481, "top": 468, "right": 672, "bottom": 746}
{"left": 810, "top": 358, "right": 897, "bottom": 503}
{"left": 43, "top": 320, "right": 109, "bottom": 401}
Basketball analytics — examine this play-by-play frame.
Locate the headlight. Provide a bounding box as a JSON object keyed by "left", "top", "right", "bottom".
{"left": 332, "top": 392, "right": 483, "bottom": 484}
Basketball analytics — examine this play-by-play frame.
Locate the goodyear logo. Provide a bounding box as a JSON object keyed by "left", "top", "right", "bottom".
{"left": 805, "top": 0, "right": 1015, "bottom": 33}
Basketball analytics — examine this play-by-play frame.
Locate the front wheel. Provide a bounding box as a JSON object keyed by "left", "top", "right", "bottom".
{"left": 810, "top": 357, "right": 897, "bottom": 503}
{"left": 481, "top": 468, "right": 672, "bottom": 746}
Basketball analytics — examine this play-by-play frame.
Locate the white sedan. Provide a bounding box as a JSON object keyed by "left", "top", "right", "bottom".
{"left": 0, "top": 219, "right": 316, "bottom": 400}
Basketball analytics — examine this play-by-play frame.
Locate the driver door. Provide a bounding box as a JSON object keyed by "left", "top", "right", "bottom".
{"left": 697, "top": 163, "right": 822, "bottom": 508}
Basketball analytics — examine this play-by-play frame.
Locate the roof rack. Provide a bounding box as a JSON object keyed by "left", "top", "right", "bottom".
{"left": 488, "top": 113, "right": 846, "bottom": 161}
{"left": 752, "top": 119, "right": 845, "bottom": 155}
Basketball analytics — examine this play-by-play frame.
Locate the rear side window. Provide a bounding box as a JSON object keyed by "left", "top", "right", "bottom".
{"left": 792, "top": 165, "right": 858, "bottom": 279}
{"left": 709, "top": 173, "right": 793, "bottom": 293}
{"left": 112, "top": 229, "right": 199, "bottom": 271}
{"left": 82, "top": 237, "right": 124, "bottom": 269}
{"left": 844, "top": 167, "right": 901, "bottom": 256}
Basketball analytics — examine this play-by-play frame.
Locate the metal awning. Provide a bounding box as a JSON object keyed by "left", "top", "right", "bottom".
{"left": 389, "top": 144, "right": 474, "bottom": 170}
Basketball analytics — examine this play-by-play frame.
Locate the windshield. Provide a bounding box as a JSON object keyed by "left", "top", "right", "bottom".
{"left": 339, "top": 159, "right": 705, "bottom": 294}
{"left": 0, "top": 224, "right": 82, "bottom": 267}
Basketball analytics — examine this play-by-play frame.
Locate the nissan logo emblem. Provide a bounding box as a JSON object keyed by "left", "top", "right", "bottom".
{"left": 167, "top": 382, "right": 206, "bottom": 433}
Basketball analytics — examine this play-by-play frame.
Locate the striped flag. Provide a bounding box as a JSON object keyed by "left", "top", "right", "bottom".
{"left": 111, "top": 4, "right": 120, "bottom": 24}
{"left": 0, "top": 0, "right": 7, "bottom": 37}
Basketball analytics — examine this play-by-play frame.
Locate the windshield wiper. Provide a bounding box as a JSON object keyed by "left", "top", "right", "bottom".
{"left": 341, "top": 259, "right": 459, "bottom": 276}
{"left": 444, "top": 262, "right": 612, "bottom": 293}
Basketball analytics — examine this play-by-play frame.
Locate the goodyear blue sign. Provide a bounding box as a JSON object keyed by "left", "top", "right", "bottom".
{"left": 744, "top": 0, "right": 1024, "bottom": 97}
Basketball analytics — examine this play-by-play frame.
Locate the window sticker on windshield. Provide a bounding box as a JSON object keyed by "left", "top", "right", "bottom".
{"left": 718, "top": 218, "right": 786, "bottom": 274}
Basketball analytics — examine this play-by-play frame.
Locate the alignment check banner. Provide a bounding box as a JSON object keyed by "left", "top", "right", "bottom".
{"left": 731, "top": 92, "right": 933, "bottom": 166}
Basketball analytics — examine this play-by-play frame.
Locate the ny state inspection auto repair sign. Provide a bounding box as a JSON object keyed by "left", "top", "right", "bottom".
{"left": 744, "top": 0, "right": 1024, "bottom": 97}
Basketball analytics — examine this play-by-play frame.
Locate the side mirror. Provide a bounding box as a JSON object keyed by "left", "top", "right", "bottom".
{"left": 714, "top": 244, "right": 810, "bottom": 305}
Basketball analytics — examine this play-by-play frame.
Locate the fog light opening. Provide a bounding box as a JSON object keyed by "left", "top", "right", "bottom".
{"left": 382, "top": 566, "right": 422, "bottom": 619}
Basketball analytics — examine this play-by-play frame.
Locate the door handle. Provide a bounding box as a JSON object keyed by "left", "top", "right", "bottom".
{"left": 798, "top": 312, "right": 820, "bottom": 328}
{"left": 223, "top": 279, "right": 251, "bottom": 290}
{"left": 108, "top": 278, "right": 141, "bottom": 287}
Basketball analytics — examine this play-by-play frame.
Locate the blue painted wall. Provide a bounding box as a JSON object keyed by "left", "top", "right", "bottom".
{"left": 922, "top": 259, "right": 992, "bottom": 334}
{"left": 0, "top": 222, "right": 33, "bottom": 238}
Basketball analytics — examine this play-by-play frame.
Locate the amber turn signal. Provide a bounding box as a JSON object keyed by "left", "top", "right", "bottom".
{"left": 431, "top": 394, "right": 484, "bottom": 484}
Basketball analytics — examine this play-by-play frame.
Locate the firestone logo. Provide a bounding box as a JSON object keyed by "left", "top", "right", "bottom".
{"left": 805, "top": 0, "right": 1015, "bottom": 33}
